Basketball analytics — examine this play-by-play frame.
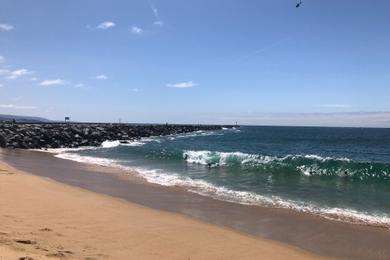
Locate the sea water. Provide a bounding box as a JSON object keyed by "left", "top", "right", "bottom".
{"left": 53, "top": 126, "right": 390, "bottom": 227}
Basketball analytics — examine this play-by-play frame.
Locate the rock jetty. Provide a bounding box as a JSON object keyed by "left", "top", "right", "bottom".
{"left": 0, "top": 123, "right": 235, "bottom": 149}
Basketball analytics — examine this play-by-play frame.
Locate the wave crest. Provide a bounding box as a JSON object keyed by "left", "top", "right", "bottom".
{"left": 52, "top": 151, "right": 390, "bottom": 228}
{"left": 183, "top": 150, "right": 390, "bottom": 180}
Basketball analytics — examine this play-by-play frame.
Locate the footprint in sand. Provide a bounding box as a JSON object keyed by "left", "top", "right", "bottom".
{"left": 46, "top": 250, "right": 73, "bottom": 258}
{"left": 35, "top": 246, "right": 49, "bottom": 252}
{"left": 0, "top": 169, "right": 14, "bottom": 175}
{"left": 39, "top": 228, "right": 52, "bottom": 232}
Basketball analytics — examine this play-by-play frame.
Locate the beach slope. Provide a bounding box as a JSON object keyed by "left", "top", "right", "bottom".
{"left": 0, "top": 161, "right": 325, "bottom": 259}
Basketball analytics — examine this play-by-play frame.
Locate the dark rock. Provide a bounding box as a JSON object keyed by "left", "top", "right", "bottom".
{"left": 15, "top": 239, "right": 36, "bottom": 245}
{"left": 0, "top": 123, "right": 237, "bottom": 149}
{"left": 0, "top": 134, "right": 6, "bottom": 147}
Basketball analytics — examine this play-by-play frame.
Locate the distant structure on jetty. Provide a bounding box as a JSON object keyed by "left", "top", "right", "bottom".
{"left": 0, "top": 123, "right": 237, "bottom": 149}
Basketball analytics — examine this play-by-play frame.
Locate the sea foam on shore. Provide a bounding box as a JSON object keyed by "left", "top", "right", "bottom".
{"left": 37, "top": 126, "right": 390, "bottom": 229}
{"left": 52, "top": 148, "right": 390, "bottom": 228}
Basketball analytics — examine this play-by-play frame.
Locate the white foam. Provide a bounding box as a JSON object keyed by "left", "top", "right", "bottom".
{"left": 302, "top": 154, "right": 351, "bottom": 162}
{"left": 183, "top": 150, "right": 352, "bottom": 173}
{"left": 101, "top": 140, "right": 146, "bottom": 148}
{"left": 54, "top": 153, "right": 121, "bottom": 166}
{"left": 297, "top": 165, "right": 312, "bottom": 176}
{"left": 167, "top": 130, "right": 224, "bottom": 140}
{"left": 53, "top": 151, "right": 390, "bottom": 228}
{"left": 279, "top": 154, "right": 351, "bottom": 162}
{"left": 183, "top": 150, "right": 277, "bottom": 166}
{"left": 101, "top": 140, "right": 121, "bottom": 148}
{"left": 31, "top": 139, "right": 146, "bottom": 153}
{"left": 32, "top": 146, "right": 98, "bottom": 154}
{"left": 131, "top": 167, "right": 390, "bottom": 228}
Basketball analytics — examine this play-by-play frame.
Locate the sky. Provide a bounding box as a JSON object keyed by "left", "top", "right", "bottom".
{"left": 0, "top": 0, "right": 390, "bottom": 126}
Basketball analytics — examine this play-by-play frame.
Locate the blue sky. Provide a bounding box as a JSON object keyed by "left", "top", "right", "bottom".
{"left": 0, "top": 0, "right": 390, "bottom": 126}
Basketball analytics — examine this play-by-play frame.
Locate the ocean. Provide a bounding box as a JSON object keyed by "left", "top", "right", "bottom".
{"left": 53, "top": 126, "right": 390, "bottom": 227}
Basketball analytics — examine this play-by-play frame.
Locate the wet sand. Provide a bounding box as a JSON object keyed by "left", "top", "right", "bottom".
{"left": 1, "top": 148, "right": 390, "bottom": 259}
{"left": 0, "top": 154, "right": 323, "bottom": 259}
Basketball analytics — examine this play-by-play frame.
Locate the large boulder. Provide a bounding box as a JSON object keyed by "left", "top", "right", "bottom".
{"left": 0, "top": 134, "right": 6, "bottom": 147}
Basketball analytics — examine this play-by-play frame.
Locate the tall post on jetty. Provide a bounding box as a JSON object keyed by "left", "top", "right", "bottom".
{"left": 65, "top": 117, "right": 70, "bottom": 124}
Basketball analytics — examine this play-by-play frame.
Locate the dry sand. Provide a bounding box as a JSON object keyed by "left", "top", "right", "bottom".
{"left": 0, "top": 161, "right": 327, "bottom": 260}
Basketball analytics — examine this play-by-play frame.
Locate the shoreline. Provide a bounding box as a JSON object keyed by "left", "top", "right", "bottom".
{"left": 52, "top": 148, "right": 390, "bottom": 229}
{"left": 0, "top": 155, "right": 323, "bottom": 259}
{"left": 1, "top": 148, "right": 390, "bottom": 259}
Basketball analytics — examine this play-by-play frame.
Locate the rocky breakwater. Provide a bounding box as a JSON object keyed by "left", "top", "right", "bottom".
{"left": 0, "top": 123, "right": 235, "bottom": 149}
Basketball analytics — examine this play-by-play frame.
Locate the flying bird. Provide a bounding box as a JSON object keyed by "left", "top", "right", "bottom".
{"left": 296, "top": 0, "right": 302, "bottom": 8}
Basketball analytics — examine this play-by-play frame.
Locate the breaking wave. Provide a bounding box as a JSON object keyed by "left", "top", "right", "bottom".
{"left": 101, "top": 140, "right": 147, "bottom": 148}
{"left": 183, "top": 150, "right": 390, "bottom": 180}
{"left": 52, "top": 151, "right": 390, "bottom": 228}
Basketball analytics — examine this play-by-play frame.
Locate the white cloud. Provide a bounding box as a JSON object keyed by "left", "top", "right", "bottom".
{"left": 154, "top": 21, "right": 164, "bottom": 27}
{"left": 319, "top": 104, "right": 350, "bottom": 108}
{"left": 132, "top": 88, "right": 139, "bottom": 92}
{"left": 96, "top": 74, "right": 108, "bottom": 80}
{"left": 167, "top": 81, "right": 198, "bottom": 88}
{"left": 131, "top": 26, "right": 143, "bottom": 34}
{"left": 0, "top": 56, "right": 4, "bottom": 63}
{"left": 39, "top": 79, "right": 68, "bottom": 86}
{"left": 75, "top": 83, "right": 85, "bottom": 88}
{"left": 0, "top": 24, "right": 14, "bottom": 31}
{"left": 0, "top": 83, "right": 3, "bottom": 88}
{"left": 149, "top": 2, "right": 163, "bottom": 26}
{"left": 30, "top": 77, "right": 38, "bottom": 81}
{"left": 0, "top": 104, "right": 37, "bottom": 110}
{"left": 7, "top": 69, "right": 33, "bottom": 79}
{"left": 150, "top": 3, "right": 159, "bottom": 17}
{"left": 211, "top": 112, "right": 390, "bottom": 128}
{"left": 96, "top": 21, "right": 115, "bottom": 30}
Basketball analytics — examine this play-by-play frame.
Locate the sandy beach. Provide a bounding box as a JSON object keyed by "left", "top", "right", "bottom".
{"left": 0, "top": 160, "right": 327, "bottom": 259}
{"left": 1, "top": 149, "right": 390, "bottom": 259}
{"left": 2, "top": 0, "right": 390, "bottom": 258}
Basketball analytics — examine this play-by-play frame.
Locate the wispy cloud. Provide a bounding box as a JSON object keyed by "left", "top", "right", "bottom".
{"left": 241, "top": 38, "right": 290, "bottom": 60}
{"left": 131, "top": 26, "right": 143, "bottom": 34}
{"left": 0, "top": 69, "right": 9, "bottom": 75}
{"left": 149, "top": 1, "right": 164, "bottom": 26}
{"left": 96, "top": 74, "right": 108, "bottom": 80}
{"left": 39, "top": 79, "right": 68, "bottom": 86}
{"left": 96, "top": 21, "right": 116, "bottom": 30}
{"left": 0, "top": 24, "right": 14, "bottom": 31}
{"left": 167, "top": 81, "right": 198, "bottom": 88}
{"left": 0, "top": 104, "right": 37, "bottom": 110}
{"left": 0, "top": 83, "right": 3, "bottom": 88}
{"left": 209, "top": 112, "right": 390, "bottom": 128}
{"left": 0, "top": 56, "right": 4, "bottom": 63}
{"left": 75, "top": 83, "right": 85, "bottom": 88}
{"left": 7, "top": 69, "right": 33, "bottom": 79}
{"left": 30, "top": 77, "right": 38, "bottom": 81}
{"left": 154, "top": 21, "right": 164, "bottom": 27}
{"left": 132, "top": 88, "right": 139, "bottom": 92}
{"left": 319, "top": 104, "right": 351, "bottom": 108}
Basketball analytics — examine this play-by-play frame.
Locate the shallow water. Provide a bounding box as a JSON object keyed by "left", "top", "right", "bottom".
{"left": 54, "top": 126, "right": 390, "bottom": 227}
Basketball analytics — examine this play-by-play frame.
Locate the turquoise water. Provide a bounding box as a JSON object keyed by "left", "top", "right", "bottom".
{"left": 55, "top": 126, "right": 390, "bottom": 227}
